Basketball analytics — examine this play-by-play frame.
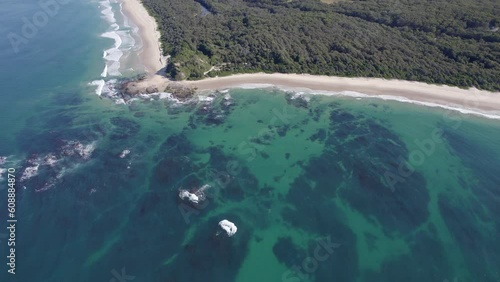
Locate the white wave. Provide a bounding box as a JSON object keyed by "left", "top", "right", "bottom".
{"left": 198, "top": 95, "right": 215, "bottom": 102}
{"left": 78, "top": 142, "right": 96, "bottom": 160}
{"left": 115, "top": 98, "right": 126, "bottom": 105}
{"left": 290, "top": 92, "right": 310, "bottom": 101}
{"left": 102, "top": 31, "right": 136, "bottom": 76}
{"left": 61, "top": 140, "right": 96, "bottom": 160}
{"left": 119, "top": 149, "right": 131, "bottom": 158}
{"left": 101, "top": 31, "right": 122, "bottom": 50}
{"left": 110, "top": 91, "right": 223, "bottom": 106}
{"left": 374, "top": 94, "right": 500, "bottom": 120}
{"left": 92, "top": 79, "right": 119, "bottom": 98}
{"left": 14, "top": 139, "right": 98, "bottom": 192}
{"left": 90, "top": 80, "right": 105, "bottom": 96}
{"left": 41, "top": 154, "right": 59, "bottom": 167}
{"left": 101, "top": 31, "right": 123, "bottom": 76}
{"left": 0, "top": 156, "right": 20, "bottom": 181}
{"left": 137, "top": 93, "right": 152, "bottom": 100}
{"left": 104, "top": 56, "right": 121, "bottom": 76}
{"left": 116, "top": 30, "right": 136, "bottom": 50}
{"left": 94, "top": 0, "right": 142, "bottom": 82}
{"left": 179, "top": 190, "right": 200, "bottom": 204}
{"left": 35, "top": 183, "right": 54, "bottom": 193}
{"left": 119, "top": 0, "right": 143, "bottom": 52}
{"left": 316, "top": 90, "right": 500, "bottom": 120}
{"left": 158, "top": 93, "right": 171, "bottom": 99}
{"left": 101, "top": 64, "right": 108, "bottom": 77}
{"left": 20, "top": 164, "right": 39, "bottom": 182}
{"left": 99, "top": 0, "right": 116, "bottom": 23}
{"left": 227, "top": 84, "right": 500, "bottom": 121}
{"left": 97, "top": 0, "right": 137, "bottom": 79}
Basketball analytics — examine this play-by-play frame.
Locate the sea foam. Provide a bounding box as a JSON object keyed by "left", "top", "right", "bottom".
{"left": 92, "top": 0, "right": 142, "bottom": 95}
{"left": 101, "top": 64, "right": 108, "bottom": 77}
{"left": 90, "top": 80, "right": 105, "bottom": 96}
{"left": 225, "top": 84, "right": 500, "bottom": 121}
{"left": 334, "top": 91, "right": 500, "bottom": 120}
{"left": 314, "top": 89, "right": 500, "bottom": 120}
{"left": 99, "top": 0, "right": 116, "bottom": 23}
{"left": 20, "top": 164, "right": 39, "bottom": 182}
{"left": 98, "top": 0, "right": 137, "bottom": 78}
{"left": 101, "top": 31, "right": 123, "bottom": 76}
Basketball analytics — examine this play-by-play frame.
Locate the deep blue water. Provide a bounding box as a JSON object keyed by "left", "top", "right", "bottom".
{"left": 0, "top": 0, "right": 105, "bottom": 153}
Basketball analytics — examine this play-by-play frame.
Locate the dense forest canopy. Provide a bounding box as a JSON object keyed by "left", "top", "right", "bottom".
{"left": 142, "top": 0, "right": 500, "bottom": 91}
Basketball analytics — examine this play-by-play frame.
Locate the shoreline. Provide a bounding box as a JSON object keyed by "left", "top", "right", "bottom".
{"left": 186, "top": 73, "right": 500, "bottom": 114}
{"left": 120, "top": 0, "right": 500, "bottom": 116}
{"left": 121, "top": 0, "right": 165, "bottom": 76}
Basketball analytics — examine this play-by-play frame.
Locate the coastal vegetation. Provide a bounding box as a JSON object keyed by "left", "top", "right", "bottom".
{"left": 142, "top": 0, "right": 500, "bottom": 90}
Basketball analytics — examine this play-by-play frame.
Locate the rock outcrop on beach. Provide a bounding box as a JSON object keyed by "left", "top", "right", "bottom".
{"left": 122, "top": 80, "right": 141, "bottom": 95}
{"left": 164, "top": 83, "right": 196, "bottom": 100}
{"left": 118, "top": 75, "right": 197, "bottom": 101}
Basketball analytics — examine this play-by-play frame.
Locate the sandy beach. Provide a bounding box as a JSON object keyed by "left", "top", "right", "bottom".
{"left": 121, "top": 0, "right": 165, "bottom": 75}
{"left": 187, "top": 73, "right": 500, "bottom": 113}
{"left": 122, "top": 0, "right": 500, "bottom": 115}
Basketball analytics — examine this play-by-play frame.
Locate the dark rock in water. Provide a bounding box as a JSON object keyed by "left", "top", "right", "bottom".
{"left": 152, "top": 134, "right": 203, "bottom": 190}
{"left": 221, "top": 93, "right": 234, "bottom": 107}
{"left": 192, "top": 92, "right": 235, "bottom": 127}
{"left": 155, "top": 156, "right": 195, "bottom": 188}
{"left": 291, "top": 106, "right": 430, "bottom": 235}
{"left": 309, "top": 128, "right": 326, "bottom": 142}
{"left": 276, "top": 124, "right": 289, "bottom": 137}
{"left": 160, "top": 216, "right": 251, "bottom": 282}
{"left": 310, "top": 107, "right": 322, "bottom": 121}
{"left": 273, "top": 236, "right": 307, "bottom": 268}
{"left": 205, "top": 112, "right": 226, "bottom": 126}
{"left": 362, "top": 229, "right": 452, "bottom": 281}
{"left": 53, "top": 91, "right": 84, "bottom": 106}
{"left": 128, "top": 102, "right": 140, "bottom": 112}
{"left": 438, "top": 193, "right": 499, "bottom": 280}
{"left": 220, "top": 180, "right": 245, "bottom": 202}
{"left": 109, "top": 117, "right": 140, "bottom": 140}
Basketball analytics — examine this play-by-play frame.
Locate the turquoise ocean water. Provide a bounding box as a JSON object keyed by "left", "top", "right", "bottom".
{"left": 0, "top": 1, "right": 499, "bottom": 281}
